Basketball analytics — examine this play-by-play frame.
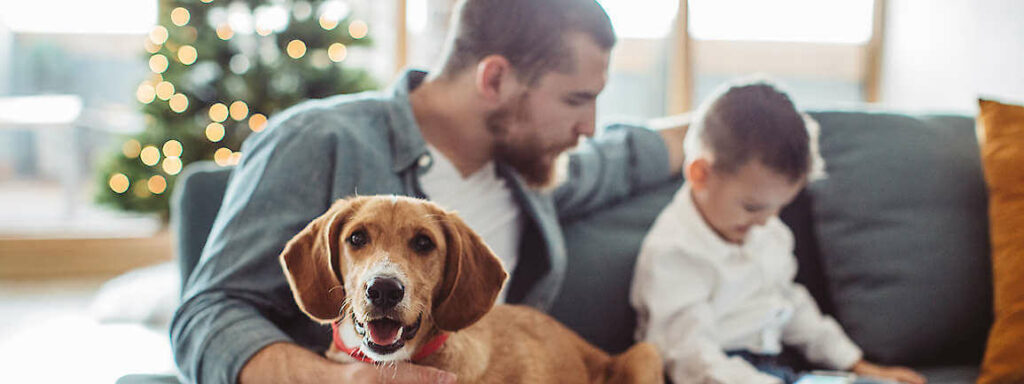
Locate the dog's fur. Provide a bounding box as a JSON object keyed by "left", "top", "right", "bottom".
{"left": 280, "top": 195, "right": 663, "bottom": 383}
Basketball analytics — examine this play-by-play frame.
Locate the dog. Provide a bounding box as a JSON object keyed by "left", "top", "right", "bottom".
{"left": 280, "top": 195, "right": 663, "bottom": 383}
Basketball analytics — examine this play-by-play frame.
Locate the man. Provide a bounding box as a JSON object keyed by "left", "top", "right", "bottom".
{"left": 171, "top": 0, "right": 687, "bottom": 382}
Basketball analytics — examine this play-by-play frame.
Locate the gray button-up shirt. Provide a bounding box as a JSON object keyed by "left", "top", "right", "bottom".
{"left": 171, "top": 70, "right": 672, "bottom": 383}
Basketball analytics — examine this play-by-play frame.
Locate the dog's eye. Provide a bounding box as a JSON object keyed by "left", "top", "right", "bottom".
{"left": 348, "top": 230, "right": 369, "bottom": 248}
{"left": 410, "top": 234, "right": 435, "bottom": 253}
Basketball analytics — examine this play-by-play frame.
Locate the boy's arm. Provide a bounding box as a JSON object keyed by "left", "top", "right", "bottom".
{"left": 631, "top": 230, "right": 781, "bottom": 384}
{"left": 553, "top": 118, "right": 687, "bottom": 219}
{"left": 780, "top": 280, "right": 863, "bottom": 370}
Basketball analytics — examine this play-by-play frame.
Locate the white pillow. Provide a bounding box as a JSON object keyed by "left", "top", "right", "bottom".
{"left": 90, "top": 261, "right": 180, "bottom": 329}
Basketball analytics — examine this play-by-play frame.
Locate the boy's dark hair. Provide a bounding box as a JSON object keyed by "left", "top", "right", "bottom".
{"left": 437, "top": 0, "right": 616, "bottom": 85}
{"left": 698, "top": 82, "right": 810, "bottom": 182}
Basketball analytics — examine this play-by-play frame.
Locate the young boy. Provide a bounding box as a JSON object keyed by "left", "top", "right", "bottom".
{"left": 629, "top": 82, "right": 927, "bottom": 384}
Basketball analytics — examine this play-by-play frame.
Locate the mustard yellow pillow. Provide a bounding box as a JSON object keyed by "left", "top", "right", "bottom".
{"left": 977, "top": 99, "right": 1024, "bottom": 384}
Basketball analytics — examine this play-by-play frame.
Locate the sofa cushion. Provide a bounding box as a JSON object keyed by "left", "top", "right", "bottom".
{"left": 807, "top": 111, "right": 992, "bottom": 365}
{"left": 976, "top": 99, "right": 1024, "bottom": 384}
{"left": 551, "top": 178, "right": 682, "bottom": 354}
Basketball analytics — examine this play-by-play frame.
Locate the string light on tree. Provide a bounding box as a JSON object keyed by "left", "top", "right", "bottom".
{"left": 206, "top": 122, "right": 226, "bottom": 142}
{"left": 149, "top": 26, "right": 168, "bottom": 45}
{"left": 163, "top": 157, "right": 183, "bottom": 175}
{"left": 287, "top": 40, "right": 307, "bottom": 59}
{"left": 155, "top": 81, "right": 175, "bottom": 100}
{"left": 149, "top": 54, "right": 169, "bottom": 73}
{"left": 136, "top": 83, "right": 156, "bottom": 104}
{"left": 230, "top": 101, "right": 249, "bottom": 121}
{"left": 248, "top": 113, "right": 268, "bottom": 132}
{"left": 349, "top": 20, "right": 368, "bottom": 39}
{"left": 169, "top": 93, "right": 189, "bottom": 113}
{"left": 162, "top": 140, "right": 183, "bottom": 157}
{"left": 214, "top": 147, "right": 232, "bottom": 166}
{"left": 209, "top": 103, "right": 229, "bottom": 122}
{"left": 328, "top": 43, "right": 347, "bottom": 62}
{"left": 171, "top": 7, "right": 191, "bottom": 26}
{"left": 216, "top": 24, "right": 234, "bottom": 40}
{"left": 178, "top": 45, "right": 198, "bottom": 65}
{"left": 109, "top": 173, "right": 130, "bottom": 194}
{"left": 148, "top": 175, "right": 168, "bottom": 194}
{"left": 140, "top": 146, "right": 161, "bottom": 166}
{"left": 122, "top": 139, "right": 142, "bottom": 158}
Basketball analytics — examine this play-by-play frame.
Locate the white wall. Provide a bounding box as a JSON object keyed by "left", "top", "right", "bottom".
{"left": 880, "top": 0, "right": 1024, "bottom": 112}
{"left": 0, "top": 22, "right": 11, "bottom": 94}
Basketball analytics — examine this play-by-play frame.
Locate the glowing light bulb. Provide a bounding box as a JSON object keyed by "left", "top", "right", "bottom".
{"left": 214, "top": 147, "right": 232, "bottom": 166}
{"left": 140, "top": 146, "right": 161, "bottom": 166}
{"left": 163, "top": 157, "right": 183, "bottom": 175}
{"left": 178, "top": 45, "right": 198, "bottom": 65}
{"left": 169, "top": 93, "right": 189, "bottom": 113}
{"left": 286, "top": 40, "right": 307, "bottom": 59}
{"left": 349, "top": 20, "right": 368, "bottom": 39}
{"left": 206, "top": 122, "right": 225, "bottom": 142}
{"left": 208, "top": 103, "right": 229, "bottom": 122}
{"left": 149, "top": 26, "right": 168, "bottom": 45}
{"left": 148, "top": 175, "right": 167, "bottom": 194}
{"left": 136, "top": 83, "right": 156, "bottom": 104}
{"left": 149, "top": 54, "right": 169, "bottom": 73}
{"left": 216, "top": 24, "right": 234, "bottom": 40}
{"left": 155, "top": 81, "right": 175, "bottom": 100}
{"left": 328, "top": 43, "right": 347, "bottom": 62}
{"left": 162, "top": 140, "right": 183, "bottom": 157}
{"left": 230, "top": 101, "right": 249, "bottom": 121}
{"left": 248, "top": 113, "right": 268, "bottom": 132}
{"left": 109, "top": 173, "right": 130, "bottom": 194}
{"left": 171, "top": 7, "right": 191, "bottom": 26}
{"left": 319, "top": 15, "right": 338, "bottom": 30}
{"left": 122, "top": 139, "right": 142, "bottom": 158}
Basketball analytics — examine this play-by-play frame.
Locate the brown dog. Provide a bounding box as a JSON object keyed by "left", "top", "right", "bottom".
{"left": 279, "top": 195, "right": 663, "bottom": 383}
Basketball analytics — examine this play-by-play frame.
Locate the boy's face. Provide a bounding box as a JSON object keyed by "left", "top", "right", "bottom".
{"left": 690, "top": 159, "right": 805, "bottom": 244}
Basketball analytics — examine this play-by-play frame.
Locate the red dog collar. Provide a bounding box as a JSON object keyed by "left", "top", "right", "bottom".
{"left": 332, "top": 321, "right": 449, "bottom": 363}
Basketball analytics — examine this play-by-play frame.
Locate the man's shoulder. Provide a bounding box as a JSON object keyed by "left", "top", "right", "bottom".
{"left": 266, "top": 90, "right": 392, "bottom": 137}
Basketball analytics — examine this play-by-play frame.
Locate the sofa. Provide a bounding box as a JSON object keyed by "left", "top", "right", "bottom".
{"left": 122, "top": 109, "right": 992, "bottom": 383}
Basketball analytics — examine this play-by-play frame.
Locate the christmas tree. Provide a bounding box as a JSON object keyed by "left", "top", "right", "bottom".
{"left": 96, "top": 0, "right": 377, "bottom": 215}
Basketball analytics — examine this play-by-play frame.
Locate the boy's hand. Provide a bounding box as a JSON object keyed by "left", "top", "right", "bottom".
{"left": 851, "top": 360, "right": 927, "bottom": 384}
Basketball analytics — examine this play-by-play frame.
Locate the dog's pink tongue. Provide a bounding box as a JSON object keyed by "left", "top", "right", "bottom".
{"left": 368, "top": 320, "right": 401, "bottom": 345}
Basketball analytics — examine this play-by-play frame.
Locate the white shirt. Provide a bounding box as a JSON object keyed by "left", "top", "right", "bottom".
{"left": 630, "top": 183, "right": 862, "bottom": 384}
{"left": 418, "top": 145, "right": 523, "bottom": 302}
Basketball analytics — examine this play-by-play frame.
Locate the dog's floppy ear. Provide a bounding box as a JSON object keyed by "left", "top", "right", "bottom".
{"left": 432, "top": 210, "right": 508, "bottom": 331}
{"left": 279, "top": 198, "right": 359, "bottom": 323}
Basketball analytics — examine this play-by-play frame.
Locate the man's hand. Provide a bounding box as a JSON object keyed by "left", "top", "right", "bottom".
{"left": 851, "top": 360, "right": 926, "bottom": 384}
{"left": 239, "top": 342, "right": 456, "bottom": 384}
{"left": 650, "top": 112, "right": 691, "bottom": 176}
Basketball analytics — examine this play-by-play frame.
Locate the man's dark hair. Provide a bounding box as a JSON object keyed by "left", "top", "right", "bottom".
{"left": 437, "top": 0, "right": 616, "bottom": 84}
{"left": 698, "top": 82, "right": 810, "bottom": 182}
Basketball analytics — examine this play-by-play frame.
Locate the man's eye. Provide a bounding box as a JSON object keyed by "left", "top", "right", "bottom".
{"left": 743, "top": 205, "right": 763, "bottom": 213}
{"left": 348, "top": 230, "right": 369, "bottom": 248}
{"left": 564, "top": 98, "right": 584, "bottom": 107}
{"left": 410, "top": 234, "right": 435, "bottom": 253}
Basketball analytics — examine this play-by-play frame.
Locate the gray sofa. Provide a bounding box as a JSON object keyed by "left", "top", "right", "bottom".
{"left": 125, "top": 109, "right": 991, "bottom": 383}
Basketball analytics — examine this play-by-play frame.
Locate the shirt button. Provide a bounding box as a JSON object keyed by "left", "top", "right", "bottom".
{"left": 418, "top": 154, "right": 432, "bottom": 168}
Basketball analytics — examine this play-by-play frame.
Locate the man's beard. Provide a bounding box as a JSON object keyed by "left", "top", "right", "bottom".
{"left": 486, "top": 94, "right": 570, "bottom": 191}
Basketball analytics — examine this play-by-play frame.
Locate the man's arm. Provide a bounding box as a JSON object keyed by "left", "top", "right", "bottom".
{"left": 553, "top": 113, "right": 689, "bottom": 219}
{"left": 170, "top": 108, "right": 452, "bottom": 384}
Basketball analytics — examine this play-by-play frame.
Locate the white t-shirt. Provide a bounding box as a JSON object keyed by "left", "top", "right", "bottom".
{"left": 418, "top": 145, "right": 523, "bottom": 303}
{"left": 630, "top": 183, "right": 862, "bottom": 384}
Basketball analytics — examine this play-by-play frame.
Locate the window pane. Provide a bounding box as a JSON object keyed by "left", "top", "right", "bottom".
{"left": 689, "top": 0, "right": 874, "bottom": 44}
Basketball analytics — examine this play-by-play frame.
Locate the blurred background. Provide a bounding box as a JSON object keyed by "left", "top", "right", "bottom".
{"left": 0, "top": 0, "right": 1021, "bottom": 382}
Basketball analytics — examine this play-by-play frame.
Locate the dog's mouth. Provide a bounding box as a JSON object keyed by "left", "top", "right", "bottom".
{"left": 353, "top": 313, "right": 422, "bottom": 355}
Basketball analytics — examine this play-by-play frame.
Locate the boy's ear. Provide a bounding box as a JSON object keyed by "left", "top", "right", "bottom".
{"left": 686, "top": 158, "right": 712, "bottom": 191}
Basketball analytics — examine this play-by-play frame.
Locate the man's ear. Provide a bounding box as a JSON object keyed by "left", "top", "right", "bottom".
{"left": 431, "top": 208, "right": 508, "bottom": 332}
{"left": 475, "top": 55, "right": 521, "bottom": 105}
{"left": 686, "top": 157, "right": 712, "bottom": 192}
{"left": 279, "top": 198, "right": 361, "bottom": 323}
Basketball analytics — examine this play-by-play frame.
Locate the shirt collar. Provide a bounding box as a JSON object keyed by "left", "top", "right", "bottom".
{"left": 674, "top": 183, "right": 744, "bottom": 256}
{"left": 387, "top": 69, "right": 430, "bottom": 173}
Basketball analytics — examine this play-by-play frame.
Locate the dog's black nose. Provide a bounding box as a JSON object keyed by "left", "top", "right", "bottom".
{"left": 366, "top": 277, "right": 404, "bottom": 308}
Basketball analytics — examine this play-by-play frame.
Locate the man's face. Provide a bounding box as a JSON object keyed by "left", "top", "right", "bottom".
{"left": 692, "top": 160, "right": 805, "bottom": 244}
{"left": 488, "top": 33, "right": 610, "bottom": 189}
